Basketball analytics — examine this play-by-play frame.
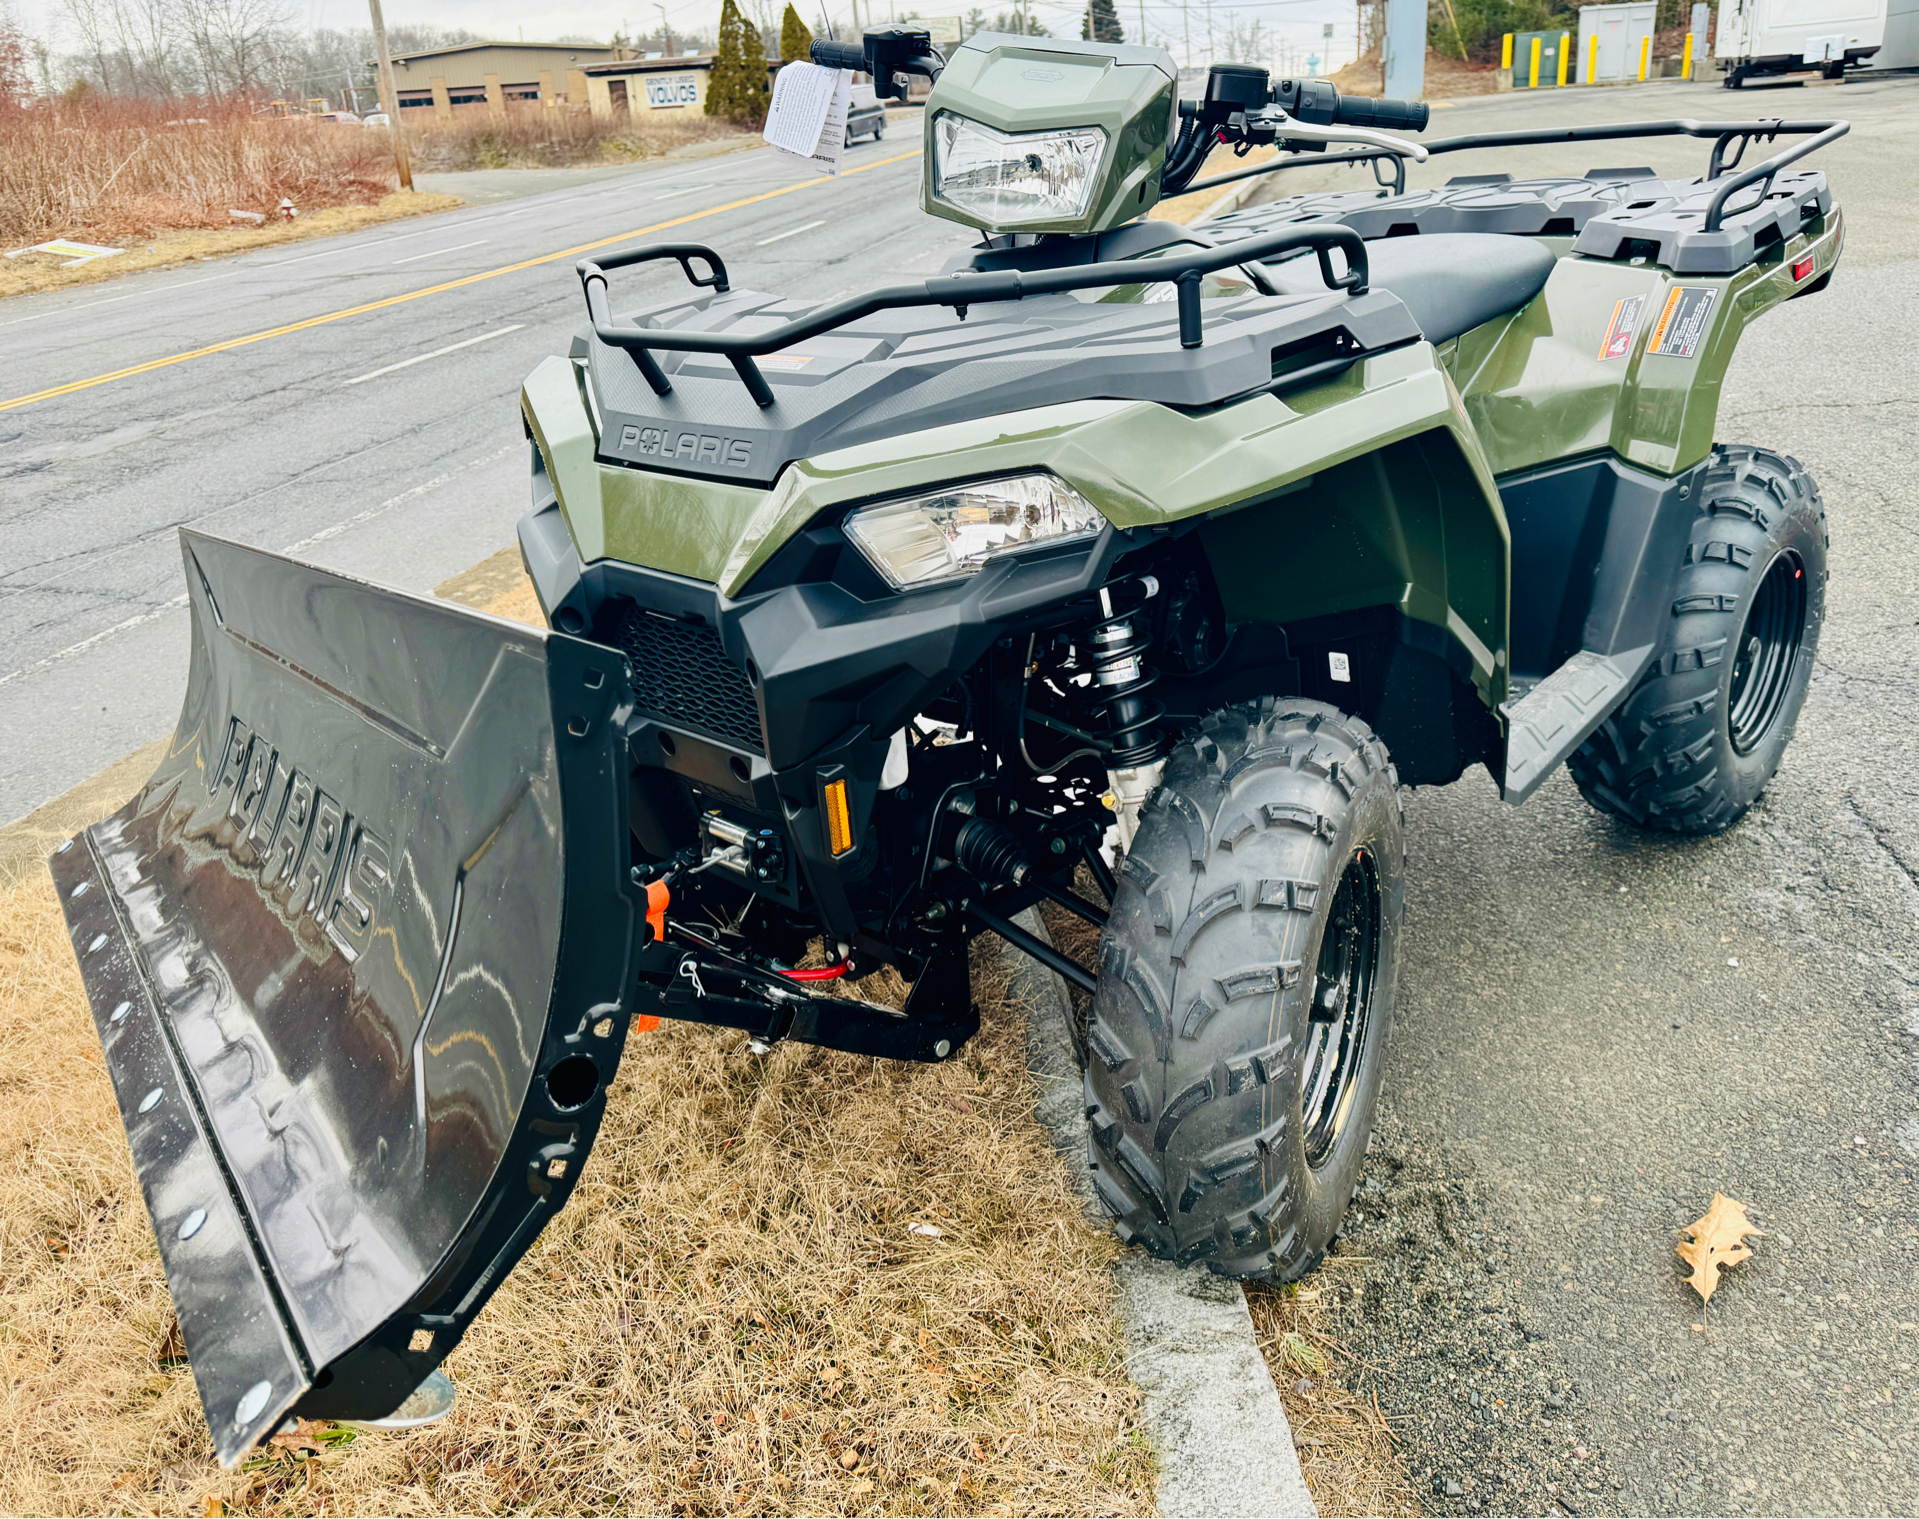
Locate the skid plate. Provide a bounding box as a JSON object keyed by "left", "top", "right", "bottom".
{"left": 51, "top": 530, "right": 638, "bottom": 1463}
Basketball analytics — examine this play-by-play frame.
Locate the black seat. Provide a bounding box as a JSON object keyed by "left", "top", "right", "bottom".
{"left": 1265, "top": 232, "right": 1556, "bottom": 344}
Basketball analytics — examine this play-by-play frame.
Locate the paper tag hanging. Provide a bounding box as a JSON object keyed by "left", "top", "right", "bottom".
{"left": 764, "top": 61, "right": 851, "bottom": 177}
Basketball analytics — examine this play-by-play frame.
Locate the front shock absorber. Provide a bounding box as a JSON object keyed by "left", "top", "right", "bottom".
{"left": 1082, "top": 586, "right": 1166, "bottom": 850}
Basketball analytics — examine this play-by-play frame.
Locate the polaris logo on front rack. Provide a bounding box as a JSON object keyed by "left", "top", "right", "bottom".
{"left": 211, "top": 715, "right": 391, "bottom": 964}
{"left": 617, "top": 424, "right": 755, "bottom": 470}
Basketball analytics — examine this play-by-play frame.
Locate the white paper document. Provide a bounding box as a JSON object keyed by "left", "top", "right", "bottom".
{"left": 764, "top": 61, "right": 851, "bottom": 177}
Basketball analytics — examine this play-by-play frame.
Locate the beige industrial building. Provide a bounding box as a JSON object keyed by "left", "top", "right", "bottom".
{"left": 389, "top": 40, "right": 627, "bottom": 117}
{"left": 580, "top": 55, "right": 721, "bottom": 118}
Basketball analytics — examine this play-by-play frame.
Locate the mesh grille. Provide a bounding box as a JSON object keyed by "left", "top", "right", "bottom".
{"left": 612, "top": 604, "right": 763, "bottom": 753}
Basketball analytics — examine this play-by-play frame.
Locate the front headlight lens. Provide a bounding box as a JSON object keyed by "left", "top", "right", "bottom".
{"left": 843, "top": 474, "right": 1104, "bottom": 590}
{"left": 933, "top": 114, "right": 1106, "bottom": 227}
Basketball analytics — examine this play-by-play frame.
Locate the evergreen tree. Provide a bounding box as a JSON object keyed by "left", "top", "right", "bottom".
{"left": 1081, "top": 0, "right": 1123, "bottom": 43}
{"left": 779, "top": 4, "right": 814, "bottom": 62}
{"left": 707, "top": 0, "right": 771, "bottom": 119}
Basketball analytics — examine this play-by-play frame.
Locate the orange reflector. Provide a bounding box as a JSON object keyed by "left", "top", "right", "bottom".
{"left": 824, "top": 778, "right": 854, "bottom": 855}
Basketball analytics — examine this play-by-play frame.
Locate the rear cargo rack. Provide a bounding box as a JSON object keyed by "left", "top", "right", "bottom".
{"left": 1186, "top": 116, "right": 1848, "bottom": 230}
{"left": 577, "top": 223, "right": 1370, "bottom": 407}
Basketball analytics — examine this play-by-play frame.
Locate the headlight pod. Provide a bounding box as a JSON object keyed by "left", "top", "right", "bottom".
{"left": 932, "top": 114, "right": 1106, "bottom": 228}
{"left": 842, "top": 474, "right": 1104, "bottom": 591}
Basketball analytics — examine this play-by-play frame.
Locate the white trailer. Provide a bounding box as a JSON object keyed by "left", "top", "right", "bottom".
{"left": 1714, "top": 0, "right": 1885, "bottom": 86}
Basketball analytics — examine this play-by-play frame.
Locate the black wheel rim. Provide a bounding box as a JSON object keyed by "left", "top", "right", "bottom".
{"left": 1728, "top": 551, "right": 1808, "bottom": 755}
{"left": 1301, "top": 849, "right": 1381, "bottom": 1169}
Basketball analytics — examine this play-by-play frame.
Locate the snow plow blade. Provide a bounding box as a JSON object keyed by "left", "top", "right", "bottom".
{"left": 49, "top": 531, "right": 638, "bottom": 1465}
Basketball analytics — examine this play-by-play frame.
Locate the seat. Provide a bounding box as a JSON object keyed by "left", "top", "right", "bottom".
{"left": 1264, "top": 232, "right": 1556, "bottom": 345}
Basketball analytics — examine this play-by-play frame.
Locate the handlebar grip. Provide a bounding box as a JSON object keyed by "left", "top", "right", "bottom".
{"left": 1331, "top": 94, "right": 1430, "bottom": 133}
{"left": 809, "top": 40, "right": 867, "bottom": 70}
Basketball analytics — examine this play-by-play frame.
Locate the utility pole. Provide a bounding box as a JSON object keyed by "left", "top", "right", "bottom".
{"left": 366, "top": 0, "right": 412, "bottom": 192}
{"left": 656, "top": 3, "right": 673, "bottom": 53}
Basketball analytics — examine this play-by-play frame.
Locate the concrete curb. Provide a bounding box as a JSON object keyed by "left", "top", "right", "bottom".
{"left": 1003, "top": 910, "right": 1317, "bottom": 1519}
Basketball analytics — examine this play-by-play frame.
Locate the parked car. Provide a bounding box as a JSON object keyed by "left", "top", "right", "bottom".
{"left": 845, "top": 82, "right": 885, "bottom": 142}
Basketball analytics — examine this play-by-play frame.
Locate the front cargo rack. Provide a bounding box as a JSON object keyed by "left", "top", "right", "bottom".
{"left": 576, "top": 223, "right": 1370, "bottom": 407}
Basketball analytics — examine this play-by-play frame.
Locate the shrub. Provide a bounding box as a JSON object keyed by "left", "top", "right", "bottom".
{"left": 706, "top": 0, "right": 771, "bottom": 121}
{"left": 780, "top": 4, "right": 814, "bottom": 62}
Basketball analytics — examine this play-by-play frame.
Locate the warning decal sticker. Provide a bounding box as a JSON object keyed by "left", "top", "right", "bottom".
{"left": 1646, "top": 285, "right": 1720, "bottom": 359}
{"left": 1597, "top": 294, "right": 1646, "bottom": 361}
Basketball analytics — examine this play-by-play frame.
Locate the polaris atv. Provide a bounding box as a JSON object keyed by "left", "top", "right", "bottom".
{"left": 53, "top": 27, "right": 1847, "bottom": 1460}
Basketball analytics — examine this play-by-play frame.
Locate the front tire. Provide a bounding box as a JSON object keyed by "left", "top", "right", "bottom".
{"left": 1084, "top": 700, "right": 1404, "bottom": 1281}
{"left": 1568, "top": 444, "right": 1826, "bottom": 834}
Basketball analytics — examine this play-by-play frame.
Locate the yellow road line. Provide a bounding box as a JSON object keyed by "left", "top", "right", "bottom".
{"left": 1, "top": 149, "right": 924, "bottom": 415}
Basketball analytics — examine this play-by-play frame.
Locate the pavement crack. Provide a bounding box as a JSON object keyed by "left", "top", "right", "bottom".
{"left": 1845, "top": 792, "right": 1919, "bottom": 897}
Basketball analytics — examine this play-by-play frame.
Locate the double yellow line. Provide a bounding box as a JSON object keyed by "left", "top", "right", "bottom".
{"left": 1, "top": 149, "right": 923, "bottom": 415}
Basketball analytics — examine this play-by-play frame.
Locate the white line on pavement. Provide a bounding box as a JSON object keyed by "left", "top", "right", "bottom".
{"left": 0, "top": 270, "right": 240, "bottom": 330}
{"left": 755, "top": 219, "right": 827, "bottom": 246}
{"left": 392, "top": 238, "right": 492, "bottom": 266}
{"left": 340, "top": 325, "right": 525, "bottom": 386}
{"left": 654, "top": 184, "right": 715, "bottom": 201}
{"left": 0, "top": 441, "right": 523, "bottom": 690}
{"left": 267, "top": 223, "right": 448, "bottom": 266}
{"left": 279, "top": 441, "right": 522, "bottom": 551}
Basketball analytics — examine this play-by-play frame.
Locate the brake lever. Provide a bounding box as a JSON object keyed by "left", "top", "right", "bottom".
{"left": 1253, "top": 109, "right": 1429, "bottom": 164}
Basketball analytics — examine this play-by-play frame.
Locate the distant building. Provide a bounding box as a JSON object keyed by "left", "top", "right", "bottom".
{"left": 387, "top": 40, "right": 626, "bottom": 117}
{"left": 581, "top": 54, "right": 719, "bottom": 118}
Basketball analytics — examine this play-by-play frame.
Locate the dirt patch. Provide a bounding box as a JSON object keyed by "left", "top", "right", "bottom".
{"left": 0, "top": 191, "right": 462, "bottom": 303}
{"left": 1300, "top": 1109, "right": 1627, "bottom": 1515}
{"left": 1330, "top": 48, "right": 1503, "bottom": 100}
{"left": 0, "top": 565, "right": 1154, "bottom": 1517}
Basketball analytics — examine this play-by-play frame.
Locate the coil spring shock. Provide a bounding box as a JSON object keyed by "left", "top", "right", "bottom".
{"left": 1082, "top": 602, "right": 1165, "bottom": 768}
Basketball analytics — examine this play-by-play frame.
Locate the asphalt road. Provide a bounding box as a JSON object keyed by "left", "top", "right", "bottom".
{"left": 4, "top": 73, "right": 1917, "bottom": 1517}
{"left": 1261, "top": 75, "right": 1919, "bottom": 1518}
{"left": 0, "top": 130, "right": 975, "bottom": 821}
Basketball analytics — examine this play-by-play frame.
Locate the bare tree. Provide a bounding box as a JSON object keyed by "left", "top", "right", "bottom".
{"left": 177, "top": 0, "right": 291, "bottom": 93}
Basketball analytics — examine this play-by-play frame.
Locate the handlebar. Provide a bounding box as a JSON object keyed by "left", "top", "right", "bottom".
{"left": 809, "top": 39, "right": 867, "bottom": 70}
{"left": 1332, "top": 93, "right": 1430, "bottom": 133}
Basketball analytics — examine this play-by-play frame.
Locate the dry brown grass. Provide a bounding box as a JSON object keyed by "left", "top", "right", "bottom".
{"left": 0, "top": 190, "right": 461, "bottom": 302}
{"left": 405, "top": 106, "right": 749, "bottom": 173}
{"left": 1247, "top": 1269, "right": 1423, "bottom": 1517}
{"left": 0, "top": 557, "right": 1155, "bottom": 1517}
{"left": 0, "top": 98, "right": 401, "bottom": 247}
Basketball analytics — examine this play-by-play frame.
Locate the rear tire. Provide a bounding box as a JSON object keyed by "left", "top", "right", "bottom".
{"left": 1567, "top": 444, "right": 1826, "bottom": 834}
{"left": 1084, "top": 700, "right": 1404, "bottom": 1281}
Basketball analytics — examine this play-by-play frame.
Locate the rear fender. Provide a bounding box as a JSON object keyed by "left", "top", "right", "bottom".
{"left": 50, "top": 531, "right": 639, "bottom": 1463}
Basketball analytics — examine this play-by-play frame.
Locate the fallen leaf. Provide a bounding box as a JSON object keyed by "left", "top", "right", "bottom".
{"left": 201, "top": 1499, "right": 225, "bottom": 1517}
{"left": 1676, "top": 1193, "right": 1762, "bottom": 1315}
{"left": 266, "top": 1418, "right": 329, "bottom": 1458}
{"left": 155, "top": 1315, "right": 187, "bottom": 1366}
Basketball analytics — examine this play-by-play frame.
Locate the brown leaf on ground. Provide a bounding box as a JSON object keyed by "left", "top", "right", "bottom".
{"left": 265, "top": 1419, "right": 328, "bottom": 1458}
{"left": 1676, "top": 1193, "right": 1762, "bottom": 1307}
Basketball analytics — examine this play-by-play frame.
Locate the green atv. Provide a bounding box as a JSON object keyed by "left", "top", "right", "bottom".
{"left": 54, "top": 27, "right": 1845, "bottom": 1460}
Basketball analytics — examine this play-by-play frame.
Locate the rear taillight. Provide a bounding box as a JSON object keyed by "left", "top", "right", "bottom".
{"left": 1792, "top": 253, "right": 1817, "bottom": 282}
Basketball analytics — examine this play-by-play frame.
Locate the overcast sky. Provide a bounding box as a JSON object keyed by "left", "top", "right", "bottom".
{"left": 13, "top": 0, "right": 1365, "bottom": 70}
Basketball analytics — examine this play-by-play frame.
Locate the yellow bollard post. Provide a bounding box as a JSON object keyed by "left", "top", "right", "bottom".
{"left": 1502, "top": 32, "right": 1513, "bottom": 69}
{"left": 1529, "top": 35, "right": 1542, "bottom": 88}
{"left": 1683, "top": 31, "right": 1695, "bottom": 79}
{"left": 1638, "top": 34, "right": 1650, "bottom": 81}
{"left": 1557, "top": 31, "right": 1570, "bottom": 86}
{"left": 1587, "top": 31, "right": 1599, "bottom": 83}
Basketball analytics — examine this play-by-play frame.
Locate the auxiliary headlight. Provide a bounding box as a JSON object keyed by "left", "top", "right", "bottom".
{"left": 842, "top": 474, "right": 1104, "bottom": 591}
{"left": 933, "top": 114, "right": 1106, "bottom": 227}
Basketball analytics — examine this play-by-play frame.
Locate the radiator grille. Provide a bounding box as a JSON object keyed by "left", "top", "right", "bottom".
{"left": 612, "top": 604, "right": 763, "bottom": 753}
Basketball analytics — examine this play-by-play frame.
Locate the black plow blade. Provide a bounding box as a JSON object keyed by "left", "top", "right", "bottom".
{"left": 49, "top": 530, "right": 638, "bottom": 1464}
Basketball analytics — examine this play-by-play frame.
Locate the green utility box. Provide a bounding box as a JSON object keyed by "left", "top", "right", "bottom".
{"left": 1513, "top": 29, "right": 1568, "bottom": 87}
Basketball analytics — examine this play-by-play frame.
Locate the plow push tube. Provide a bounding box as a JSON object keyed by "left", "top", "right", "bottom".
{"left": 49, "top": 531, "right": 640, "bottom": 1464}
